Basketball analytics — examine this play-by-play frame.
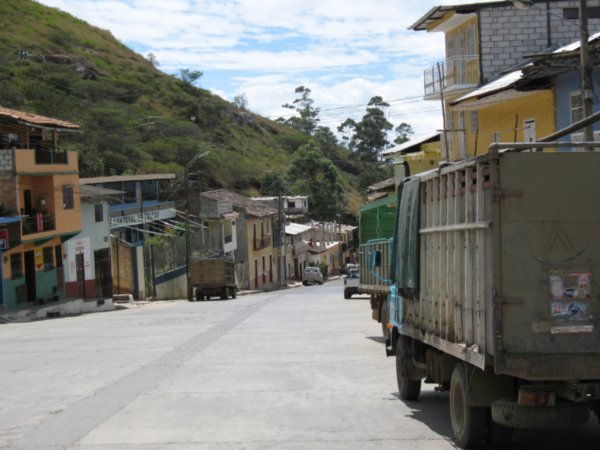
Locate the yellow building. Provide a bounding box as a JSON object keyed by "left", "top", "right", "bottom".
{"left": 409, "top": 2, "right": 592, "bottom": 159}
{"left": 0, "top": 107, "right": 81, "bottom": 310}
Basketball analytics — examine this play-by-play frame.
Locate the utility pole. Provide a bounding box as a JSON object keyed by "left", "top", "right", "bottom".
{"left": 277, "top": 194, "right": 283, "bottom": 287}
{"left": 184, "top": 150, "right": 209, "bottom": 302}
{"left": 579, "top": 0, "right": 595, "bottom": 150}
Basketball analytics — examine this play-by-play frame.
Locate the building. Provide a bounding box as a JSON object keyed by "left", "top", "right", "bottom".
{"left": 0, "top": 106, "right": 81, "bottom": 311}
{"left": 200, "top": 189, "right": 278, "bottom": 290}
{"left": 382, "top": 133, "right": 441, "bottom": 186}
{"left": 80, "top": 174, "right": 176, "bottom": 299}
{"left": 63, "top": 184, "right": 121, "bottom": 300}
{"left": 254, "top": 195, "right": 309, "bottom": 221}
{"left": 410, "top": 0, "right": 600, "bottom": 159}
{"left": 285, "top": 222, "right": 314, "bottom": 279}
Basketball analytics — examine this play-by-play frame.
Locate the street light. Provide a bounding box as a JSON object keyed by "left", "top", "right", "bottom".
{"left": 184, "top": 150, "right": 209, "bottom": 302}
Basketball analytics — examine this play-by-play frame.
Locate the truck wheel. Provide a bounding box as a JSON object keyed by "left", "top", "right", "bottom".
{"left": 396, "top": 336, "right": 421, "bottom": 401}
{"left": 302, "top": 281, "right": 308, "bottom": 286}
{"left": 231, "top": 288, "right": 237, "bottom": 299}
{"left": 220, "top": 288, "right": 227, "bottom": 300}
{"left": 449, "top": 363, "right": 487, "bottom": 448}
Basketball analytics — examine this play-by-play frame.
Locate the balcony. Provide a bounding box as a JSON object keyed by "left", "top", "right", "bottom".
{"left": 22, "top": 214, "right": 56, "bottom": 235}
{"left": 424, "top": 55, "right": 479, "bottom": 99}
{"left": 34, "top": 148, "right": 68, "bottom": 164}
{"left": 253, "top": 236, "right": 271, "bottom": 251}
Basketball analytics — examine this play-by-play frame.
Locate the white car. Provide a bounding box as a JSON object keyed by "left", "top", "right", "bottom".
{"left": 302, "top": 266, "right": 324, "bottom": 285}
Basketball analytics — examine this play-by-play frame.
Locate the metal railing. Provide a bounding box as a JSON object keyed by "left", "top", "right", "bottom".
{"left": 253, "top": 236, "right": 271, "bottom": 251}
{"left": 22, "top": 214, "right": 55, "bottom": 235}
{"left": 424, "top": 55, "right": 479, "bottom": 96}
{"left": 34, "top": 148, "right": 69, "bottom": 165}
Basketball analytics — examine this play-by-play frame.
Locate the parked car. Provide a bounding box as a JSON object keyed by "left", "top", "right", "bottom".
{"left": 344, "top": 268, "right": 360, "bottom": 299}
{"left": 303, "top": 266, "right": 324, "bottom": 285}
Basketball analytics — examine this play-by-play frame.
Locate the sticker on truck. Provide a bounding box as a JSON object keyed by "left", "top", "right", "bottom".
{"left": 548, "top": 271, "right": 594, "bottom": 334}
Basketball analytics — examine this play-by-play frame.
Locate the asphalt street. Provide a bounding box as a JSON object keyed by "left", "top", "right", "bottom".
{"left": 1, "top": 279, "right": 599, "bottom": 449}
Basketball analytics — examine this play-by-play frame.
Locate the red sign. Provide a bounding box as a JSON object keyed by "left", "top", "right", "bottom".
{"left": 36, "top": 213, "right": 44, "bottom": 232}
{"left": 0, "top": 229, "right": 8, "bottom": 249}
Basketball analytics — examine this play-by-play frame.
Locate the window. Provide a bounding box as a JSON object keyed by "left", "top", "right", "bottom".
{"left": 55, "top": 245, "right": 63, "bottom": 268}
{"left": 564, "top": 7, "right": 600, "bottom": 19}
{"left": 469, "top": 111, "right": 479, "bottom": 133}
{"left": 523, "top": 119, "right": 536, "bottom": 143}
{"left": 570, "top": 92, "right": 584, "bottom": 124}
{"left": 43, "top": 247, "right": 54, "bottom": 271}
{"left": 123, "top": 182, "right": 136, "bottom": 204}
{"left": 141, "top": 180, "right": 158, "bottom": 202}
{"left": 10, "top": 253, "right": 23, "bottom": 279}
{"left": 466, "top": 24, "right": 476, "bottom": 56}
{"left": 63, "top": 185, "right": 74, "bottom": 209}
{"left": 446, "top": 110, "right": 455, "bottom": 130}
{"left": 94, "top": 204, "right": 103, "bottom": 222}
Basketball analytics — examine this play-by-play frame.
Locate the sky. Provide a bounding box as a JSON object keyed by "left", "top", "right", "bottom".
{"left": 36, "top": 0, "right": 467, "bottom": 142}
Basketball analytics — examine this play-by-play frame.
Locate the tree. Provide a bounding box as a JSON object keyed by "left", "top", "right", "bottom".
{"left": 178, "top": 68, "right": 203, "bottom": 86}
{"left": 394, "top": 122, "right": 414, "bottom": 145}
{"left": 146, "top": 53, "right": 159, "bottom": 67}
{"left": 278, "top": 86, "right": 320, "bottom": 135}
{"left": 313, "top": 126, "right": 339, "bottom": 159}
{"left": 259, "top": 171, "right": 290, "bottom": 196}
{"left": 233, "top": 93, "right": 248, "bottom": 110}
{"left": 287, "top": 140, "right": 345, "bottom": 220}
{"left": 338, "top": 96, "right": 393, "bottom": 162}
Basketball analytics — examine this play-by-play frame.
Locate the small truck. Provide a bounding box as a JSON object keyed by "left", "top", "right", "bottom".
{"left": 358, "top": 238, "right": 392, "bottom": 336}
{"left": 386, "top": 149, "right": 600, "bottom": 448}
{"left": 343, "top": 267, "right": 360, "bottom": 299}
{"left": 189, "top": 257, "right": 236, "bottom": 301}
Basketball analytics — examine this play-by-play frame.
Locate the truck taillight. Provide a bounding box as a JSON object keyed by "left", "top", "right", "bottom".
{"left": 518, "top": 388, "right": 556, "bottom": 407}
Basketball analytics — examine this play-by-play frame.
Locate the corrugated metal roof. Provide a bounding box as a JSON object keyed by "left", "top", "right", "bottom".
{"left": 409, "top": 1, "right": 505, "bottom": 31}
{"left": 383, "top": 132, "right": 441, "bottom": 156}
{"left": 202, "top": 189, "right": 277, "bottom": 217}
{"left": 80, "top": 173, "right": 176, "bottom": 184}
{"left": 79, "top": 185, "right": 124, "bottom": 199}
{"left": 285, "top": 222, "right": 314, "bottom": 236}
{"left": 0, "top": 106, "right": 80, "bottom": 130}
{"left": 451, "top": 69, "right": 526, "bottom": 105}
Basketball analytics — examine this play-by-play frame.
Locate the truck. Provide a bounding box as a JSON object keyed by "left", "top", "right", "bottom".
{"left": 385, "top": 149, "right": 600, "bottom": 448}
{"left": 358, "top": 238, "right": 392, "bottom": 336}
{"left": 357, "top": 195, "right": 396, "bottom": 336}
{"left": 189, "top": 257, "right": 236, "bottom": 301}
{"left": 343, "top": 266, "right": 360, "bottom": 299}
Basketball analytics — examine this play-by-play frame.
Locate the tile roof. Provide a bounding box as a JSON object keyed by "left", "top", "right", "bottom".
{"left": 202, "top": 189, "right": 277, "bottom": 217}
{"left": 0, "top": 106, "right": 80, "bottom": 130}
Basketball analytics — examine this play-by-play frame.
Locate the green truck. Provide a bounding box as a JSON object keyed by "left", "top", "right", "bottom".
{"left": 357, "top": 195, "right": 396, "bottom": 336}
{"left": 386, "top": 149, "right": 600, "bottom": 447}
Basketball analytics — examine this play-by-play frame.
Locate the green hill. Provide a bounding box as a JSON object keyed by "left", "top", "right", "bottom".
{"left": 0, "top": 0, "right": 367, "bottom": 217}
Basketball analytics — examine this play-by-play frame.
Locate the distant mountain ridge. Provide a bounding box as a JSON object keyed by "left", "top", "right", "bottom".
{"left": 0, "top": 0, "right": 364, "bottom": 215}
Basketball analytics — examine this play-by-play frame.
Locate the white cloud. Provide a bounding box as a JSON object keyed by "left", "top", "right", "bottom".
{"left": 38, "top": 0, "right": 447, "bottom": 137}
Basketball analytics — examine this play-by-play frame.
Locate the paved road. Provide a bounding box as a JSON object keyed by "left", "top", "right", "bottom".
{"left": 1, "top": 280, "right": 599, "bottom": 449}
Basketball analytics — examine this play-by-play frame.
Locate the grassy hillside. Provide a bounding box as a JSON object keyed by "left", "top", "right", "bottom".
{"left": 0, "top": 0, "right": 367, "bottom": 217}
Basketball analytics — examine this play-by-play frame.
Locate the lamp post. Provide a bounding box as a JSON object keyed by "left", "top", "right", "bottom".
{"left": 184, "top": 150, "right": 209, "bottom": 302}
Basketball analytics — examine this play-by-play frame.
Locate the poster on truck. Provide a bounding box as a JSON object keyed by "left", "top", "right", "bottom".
{"left": 548, "top": 271, "right": 594, "bottom": 334}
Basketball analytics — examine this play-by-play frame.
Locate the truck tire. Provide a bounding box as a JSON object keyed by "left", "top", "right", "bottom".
{"left": 491, "top": 398, "right": 590, "bottom": 429}
{"left": 231, "top": 288, "right": 237, "bottom": 299}
{"left": 449, "top": 363, "right": 487, "bottom": 448}
{"left": 220, "top": 288, "right": 227, "bottom": 300}
{"left": 344, "top": 290, "right": 350, "bottom": 299}
{"left": 396, "top": 336, "right": 421, "bottom": 401}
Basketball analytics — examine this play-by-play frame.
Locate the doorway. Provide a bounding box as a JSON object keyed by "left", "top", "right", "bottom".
{"left": 24, "top": 250, "right": 36, "bottom": 303}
